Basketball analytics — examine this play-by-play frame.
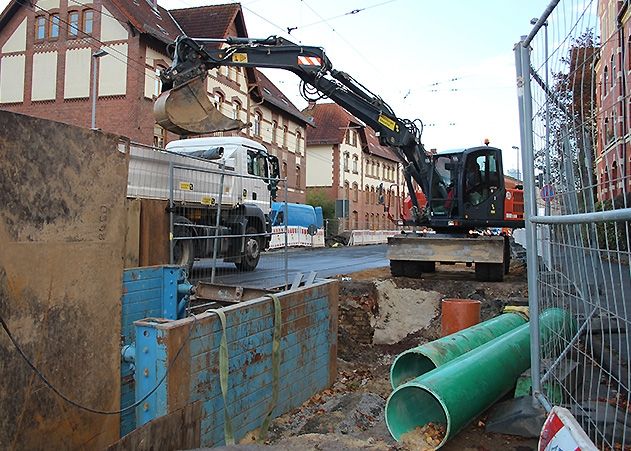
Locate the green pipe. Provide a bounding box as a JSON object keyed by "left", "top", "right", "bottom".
{"left": 390, "top": 312, "right": 527, "bottom": 389}
{"left": 385, "top": 308, "right": 576, "bottom": 448}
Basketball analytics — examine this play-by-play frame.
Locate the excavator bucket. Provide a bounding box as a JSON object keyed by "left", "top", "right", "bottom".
{"left": 154, "top": 76, "right": 246, "bottom": 135}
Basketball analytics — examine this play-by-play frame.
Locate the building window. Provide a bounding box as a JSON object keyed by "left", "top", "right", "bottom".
{"left": 296, "top": 165, "right": 301, "bottom": 189}
{"left": 603, "top": 66, "right": 608, "bottom": 97}
{"left": 282, "top": 161, "right": 287, "bottom": 178}
{"left": 611, "top": 54, "right": 615, "bottom": 89}
{"left": 232, "top": 101, "right": 241, "bottom": 120}
{"left": 83, "top": 10, "right": 94, "bottom": 34}
{"left": 372, "top": 162, "right": 376, "bottom": 177}
{"left": 352, "top": 155, "right": 358, "bottom": 173}
{"left": 365, "top": 185, "right": 369, "bottom": 204}
{"left": 36, "top": 16, "right": 46, "bottom": 40}
{"left": 343, "top": 152, "right": 350, "bottom": 171}
{"left": 154, "top": 68, "right": 162, "bottom": 97}
{"left": 295, "top": 131, "right": 302, "bottom": 155}
{"left": 253, "top": 111, "right": 261, "bottom": 136}
{"left": 153, "top": 125, "right": 166, "bottom": 148}
{"left": 282, "top": 126, "right": 288, "bottom": 148}
{"left": 272, "top": 121, "right": 278, "bottom": 144}
{"left": 345, "top": 129, "right": 351, "bottom": 145}
{"left": 50, "top": 14, "right": 60, "bottom": 38}
{"left": 352, "top": 182, "right": 358, "bottom": 202}
{"left": 68, "top": 11, "right": 80, "bottom": 37}
{"left": 352, "top": 130, "right": 357, "bottom": 147}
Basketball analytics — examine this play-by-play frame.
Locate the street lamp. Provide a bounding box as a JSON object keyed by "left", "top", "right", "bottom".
{"left": 91, "top": 48, "right": 108, "bottom": 130}
{"left": 511, "top": 145, "right": 521, "bottom": 180}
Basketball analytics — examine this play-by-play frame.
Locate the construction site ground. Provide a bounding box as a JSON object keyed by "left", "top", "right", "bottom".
{"left": 211, "top": 259, "right": 540, "bottom": 451}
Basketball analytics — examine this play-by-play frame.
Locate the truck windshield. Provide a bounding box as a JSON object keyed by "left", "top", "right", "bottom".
{"left": 247, "top": 150, "right": 269, "bottom": 179}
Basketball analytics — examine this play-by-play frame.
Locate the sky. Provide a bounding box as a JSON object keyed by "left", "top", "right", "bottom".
{"left": 0, "top": 0, "right": 559, "bottom": 173}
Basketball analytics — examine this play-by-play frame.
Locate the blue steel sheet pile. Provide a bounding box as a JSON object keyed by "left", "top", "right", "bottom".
{"left": 133, "top": 279, "right": 338, "bottom": 446}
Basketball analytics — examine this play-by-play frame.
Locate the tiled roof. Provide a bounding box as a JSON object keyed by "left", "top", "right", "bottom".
{"left": 111, "top": 0, "right": 182, "bottom": 44}
{"left": 362, "top": 126, "right": 399, "bottom": 162}
{"left": 255, "top": 70, "right": 310, "bottom": 125}
{"left": 302, "top": 102, "right": 361, "bottom": 145}
{"left": 302, "top": 102, "right": 399, "bottom": 162}
{"left": 169, "top": 3, "right": 244, "bottom": 46}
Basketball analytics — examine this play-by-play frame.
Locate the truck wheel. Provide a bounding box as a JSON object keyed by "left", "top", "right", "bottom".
{"left": 390, "top": 260, "right": 406, "bottom": 277}
{"left": 235, "top": 226, "right": 261, "bottom": 271}
{"left": 475, "top": 263, "right": 504, "bottom": 282}
{"left": 173, "top": 216, "right": 194, "bottom": 275}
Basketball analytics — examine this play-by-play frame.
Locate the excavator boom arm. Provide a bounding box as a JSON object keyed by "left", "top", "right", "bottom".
{"left": 157, "top": 35, "right": 447, "bottom": 220}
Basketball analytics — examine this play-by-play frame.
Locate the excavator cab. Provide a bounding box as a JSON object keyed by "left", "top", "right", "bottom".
{"left": 424, "top": 146, "right": 507, "bottom": 229}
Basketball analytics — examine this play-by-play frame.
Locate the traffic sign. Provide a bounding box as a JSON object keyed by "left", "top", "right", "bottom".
{"left": 541, "top": 184, "right": 555, "bottom": 201}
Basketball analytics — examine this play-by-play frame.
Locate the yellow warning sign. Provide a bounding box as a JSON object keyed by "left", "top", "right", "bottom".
{"left": 232, "top": 53, "right": 248, "bottom": 63}
{"left": 179, "top": 182, "right": 194, "bottom": 191}
{"left": 201, "top": 196, "right": 216, "bottom": 206}
{"left": 378, "top": 114, "right": 396, "bottom": 131}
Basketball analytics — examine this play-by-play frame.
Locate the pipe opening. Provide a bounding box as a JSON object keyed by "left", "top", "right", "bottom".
{"left": 390, "top": 352, "right": 436, "bottom": 389}
{"left": 386, "top": 385, "right": 449, "bottom": 446}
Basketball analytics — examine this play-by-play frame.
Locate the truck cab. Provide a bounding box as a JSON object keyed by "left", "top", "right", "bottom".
{"left": 165, "top": 136, "right": 280, "bottom": 210}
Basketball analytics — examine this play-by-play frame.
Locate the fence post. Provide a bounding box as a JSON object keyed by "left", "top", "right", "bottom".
{"left": 515, "top": 36, "right": 544, "bottom": 409}
{"left": 168, "top": 161, "right": 174, "bottom": 265}
{"left": 210, "top": 159, "right": 226, "bottom": 284}
{"left": 284, "top": 178, "right": 288, "bottom": 289}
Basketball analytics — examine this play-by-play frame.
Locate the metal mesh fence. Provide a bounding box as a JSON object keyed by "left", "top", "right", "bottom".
{"left": 127, "top": 141, "right": 291, "bottom": 289}
{"left": 516, "top": 1, "right": 631, "bottom": 448}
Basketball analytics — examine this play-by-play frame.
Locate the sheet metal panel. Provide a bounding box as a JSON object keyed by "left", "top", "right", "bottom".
{"left": 134, "top": 279, "right": 338, "bottom": 446}
{"left": 0, "top": 111, "right": 128, "bottom": 449}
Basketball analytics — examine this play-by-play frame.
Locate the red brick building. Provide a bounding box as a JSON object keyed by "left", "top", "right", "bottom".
{"left": 303, "top": 102, "right": 405, "bottom": 230}
{"left": 0, "top": 0, "right": 309, "bottom": 202}
{"left": 596, "top": 0, "right": 631, "bottom": 200}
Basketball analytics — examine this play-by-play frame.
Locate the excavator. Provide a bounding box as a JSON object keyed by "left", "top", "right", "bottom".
{"left": 154, "top": 35, "right": 525, "bottom": 281}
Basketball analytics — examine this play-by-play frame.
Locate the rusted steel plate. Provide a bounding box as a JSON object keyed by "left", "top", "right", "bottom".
{"left": 194, "top": 282, "right": 272, "bottom": 303}
{"left": 107, "top": 402, "right": 201, "bottom": 451}
{"left": 0, "top": 111, "right": 128, "bottom": 449}
{"left": 387, "top": 235, "right": 505, "bottom": 263}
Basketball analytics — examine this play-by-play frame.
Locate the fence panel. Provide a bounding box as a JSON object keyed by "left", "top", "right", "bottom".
{"left": 516, "top": 1, "right": 631, "bottom": 448}
{"left": 128, "top": 142, "right": 289, "bottom": 289}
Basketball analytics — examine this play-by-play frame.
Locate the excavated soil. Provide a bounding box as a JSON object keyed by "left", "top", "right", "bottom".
{"left": 212, "top": 261, "right": 538, "bottom": 451}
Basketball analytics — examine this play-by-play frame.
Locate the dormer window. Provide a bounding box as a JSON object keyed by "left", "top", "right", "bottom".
{"left": 83, "top": 10, "right": 94, "bottom": 34}
{"left": 69, "top": 11, "right": 79, "bottom": 37}
{"left": 36, "top": 16, "right": 46, "bottom": 40}
{"left": 50, "top": 14, "right": 60, "bottom": 38}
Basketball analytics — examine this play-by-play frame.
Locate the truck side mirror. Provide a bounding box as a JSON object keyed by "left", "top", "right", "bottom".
{"left": 267, "top": 155, "right": 280, "bottom": 200}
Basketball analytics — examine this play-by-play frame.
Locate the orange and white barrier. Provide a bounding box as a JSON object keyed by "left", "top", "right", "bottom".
{"left": 348, "top": 230, "right": 399, "bottom": 246}
{"left": 268, "top": 226, "right": 325, "bottom": 249}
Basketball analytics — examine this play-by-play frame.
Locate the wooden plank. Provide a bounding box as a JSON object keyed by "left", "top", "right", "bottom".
{"left": 107, "top": 402, "right": 201, "bottom": 451}
{"left": 124, "top": 199, "right": 141, "bottom": 268}
{"left": 139, "top": 199, "right": 170, "bottom": 267}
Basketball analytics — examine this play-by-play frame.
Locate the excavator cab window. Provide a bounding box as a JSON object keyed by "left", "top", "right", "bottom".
{"left": 464, "top": 152, "right": 499, "bottom": 206}
{"left": 430, "top": 154, "right": 458, "bottom": 215}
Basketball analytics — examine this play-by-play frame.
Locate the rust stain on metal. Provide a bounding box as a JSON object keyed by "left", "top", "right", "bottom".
{"left": 0, "top": 111, "right": 128, "bottom": 450}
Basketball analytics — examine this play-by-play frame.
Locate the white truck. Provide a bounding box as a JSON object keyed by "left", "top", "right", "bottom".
{"left": 127, "top": 136, "right": 280, "bottom": 272}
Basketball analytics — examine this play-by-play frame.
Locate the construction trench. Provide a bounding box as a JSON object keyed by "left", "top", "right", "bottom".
{"left": 0, "top": 110, "right": 555, "bottom": 450}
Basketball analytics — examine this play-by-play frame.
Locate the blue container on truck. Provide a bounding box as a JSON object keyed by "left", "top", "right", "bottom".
{"left": 271, "top": 202, "right": 319, "bottom": 228}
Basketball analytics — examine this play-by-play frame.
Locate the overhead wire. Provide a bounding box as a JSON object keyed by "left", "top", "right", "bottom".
{"left": 285, "top": 0, "right": 399, "bottom": 33}
{"left": 0, "top": 311, "right": 198, "bottom": 415}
